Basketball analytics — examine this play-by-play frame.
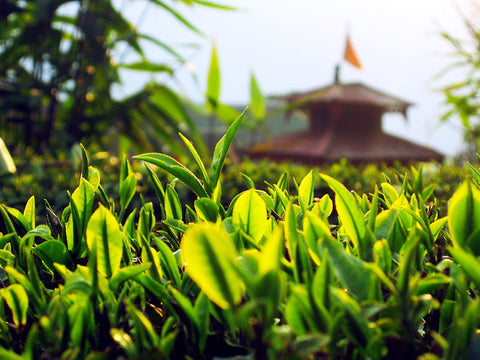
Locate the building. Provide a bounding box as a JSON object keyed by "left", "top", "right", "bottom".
{"left": 247, "top": 81, "right": 444, "bottom": 165}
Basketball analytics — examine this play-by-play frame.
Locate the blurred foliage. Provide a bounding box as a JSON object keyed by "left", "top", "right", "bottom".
{"left": 221, "top": 158, "right": 467, "bottom": 216}
{"left": 0, "top": 0, "right": 234, "bottom": 158}
{"left": 2, "top": 149, "right": 468, "bottom": 220}
{"left": 439, "top": 1, "right": 480, "bottom": 158}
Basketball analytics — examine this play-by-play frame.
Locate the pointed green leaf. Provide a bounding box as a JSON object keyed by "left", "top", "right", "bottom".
{"left": 2, "top": 284, "right": 28, "bottom": 327}
{"left": 33, "top": 240, "right": 69, "bottom": 270}
{"left": 250, "top": 72, "right": 266, "bottom": 120}
{"left": 181, "top": 223, "right": 243, "bottom": 309}
{"left": 298, "top": 170, "right": 315, "bottom": 210}
{"left": 209, "top": 108, "right": 247, "bottom": 189}
{"left": 194, "top": 198, "right": 219, "bottom": 222}
{"left": 448, "top": 182, "right": 480, "bottom": 253}
{"left": 232, "top": 189, "right": 267, "bottom": 242}
{"left": 134, "top": 153, "right": 208, "bottom": 198}
{"left": 109, "top": 263, "right": 151, "bottom": 293}
{"left": 318, "top": 235, "right": 371, "bottom": 301}
{"left": 23, "top": 196, "right": 35, "bottom": 230}
{"left": 120, "top": 173, "right": 137, "bottom": 211}
{"left": 86, "top": 206, "right": 123, "bottom": 278}
{"left": 165, "top": 185, "right": 183, "bottom": 220}
{"left": 321, "top": 174, "right": 366, "bottom": 254}
{"left": 179, "top": 132, "right": 211, "bottom": 194}
{"left": 206, "top": 42, "right": 220, "bottom": 108}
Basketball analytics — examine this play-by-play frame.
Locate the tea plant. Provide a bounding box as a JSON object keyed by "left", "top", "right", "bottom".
{"left": 0, "top": 110, "right": 480, "bottom": 359}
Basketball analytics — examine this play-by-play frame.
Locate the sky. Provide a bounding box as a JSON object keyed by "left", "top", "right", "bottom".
{"left": 116, "top": 0, "right": 477, "bottom": 157}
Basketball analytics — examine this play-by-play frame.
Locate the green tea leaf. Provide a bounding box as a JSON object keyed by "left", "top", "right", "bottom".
{"left": 311, "top": 194, "right": 333, "bottom": 221}
{"left": 332, "top": 288, "right": 370, "bottom": 348}
{"left": 318, "top": 235, "right": 371, "bottom": 301}
{"left": 154, "top": 238, "right": 182, "bottom": 287}
{"left": 134, "top": 153, "right": 208, "bottom": 198}
{"left": 179, "top": 132, "right": 211, "bottom": 194}
{"left": 209, "top": 108, "right": 247, "bottom": 190}
{"left": 373, "top": 239, "right": 393, "bottom": 275}
{"left": 298, "top": 170, "right": 315, "bottom": 211}
{"left": 232, "top": 189, "right": 267, "bottom": 242}
{"left": 86, "top": 206, "right": 123, "bottom": 278}
{"left": 66, "top": 178, "right": 94, "bottom": 253}
{"left": 381, "top": 182, "right": 399, "bottom": 207}
{"left": 449, "top": 245, "right": 480, "bottom": 290}
{"left": 23, "top": 196, "right": 35, "bottom": 230}
{"left": 109, "top": 263, "right": 151, "bottom": 293}
{"left": 321, "top": 174, "right": 367, "bottom": 256}
{"left": 87, "top": 166, "right": 100, "bottom": 190}
{"left": 181, "top": 223, "right": 243, "bottom": 309}
{"left": 33, "top": 240, "right": 69, "bottom": 270}
{"left": 165, "top": 184, "right": 183, "bottom": 221}
{"left": 2, "top": 284, "right": 28, "bottom": 327}
{"left": 194, "top": 198, "right": 219, "bottom": 222}
{"left": 448, "top": 181, "right": 480, "bottom": 253}
{"left": 120, "top": 173, "right": 137, "bottom": 212}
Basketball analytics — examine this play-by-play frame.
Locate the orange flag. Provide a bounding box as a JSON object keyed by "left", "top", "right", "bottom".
{"left": 344, "top": 35, "right": 362, "bottom": 69}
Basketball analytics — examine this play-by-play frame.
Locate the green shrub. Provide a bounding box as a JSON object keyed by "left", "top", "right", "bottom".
{"left": 0, "top": 112, "right": 479, "bottom": 359}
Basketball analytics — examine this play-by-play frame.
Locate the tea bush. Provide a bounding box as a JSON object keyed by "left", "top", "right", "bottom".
{"left": 0, "top": 111, "right": 480, "bottom": 359}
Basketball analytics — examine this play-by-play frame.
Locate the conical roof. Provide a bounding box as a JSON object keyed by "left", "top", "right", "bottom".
{"left": 283, "top": 82, "right": 412, "bottom": 114}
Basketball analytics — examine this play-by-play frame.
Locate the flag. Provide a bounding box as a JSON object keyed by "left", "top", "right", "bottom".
{"left": 344, "top": 34, "right": 362, "bottom": 69}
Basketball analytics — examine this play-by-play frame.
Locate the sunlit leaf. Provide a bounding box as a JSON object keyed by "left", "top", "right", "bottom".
{"left": 209, "top": 108, "right": 247, "bottom": 190}
{"left": 23, "top": 196, "right": 35, "bottom": 230}
{"left": 120, "top": 173, "right": 137, "bottom": 212}
{"left": 134, "top": 153, "right": 208, "bottom": 198}
{"left": 321, "top": 174, "right": 367, "bottom": 255}
{"left": 448, "top": 181, "right": 480, "bottom": 254}
{"left": 232, "top": 189, "right": 267, "bottom": 242}
{"left": 86, "top": 206, "right": 123, "bottom": 278}
{"left": 2, "top": 284, "right": 28, "bottom": 327}
{"left": 181, "top": 223, "right": 243, "bottom": 309}
{"left": 298, "top": 170, "right": 315, "bottom": 210}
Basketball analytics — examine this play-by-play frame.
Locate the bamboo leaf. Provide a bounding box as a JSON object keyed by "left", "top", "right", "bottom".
{"left": 250, "top": 72, "right": 266, "bottom": 120}
{"left": 206, "top": 42, "right": 221, "bottom": 109}
{"left": 119, "top": 61, "right": 174, "bottom": 74}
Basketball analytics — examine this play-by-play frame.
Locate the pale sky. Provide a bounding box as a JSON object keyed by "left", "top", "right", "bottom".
{"left": 116, "top": 0, "right": 477, "bottom": 157}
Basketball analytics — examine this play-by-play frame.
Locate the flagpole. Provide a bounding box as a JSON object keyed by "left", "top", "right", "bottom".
{"left": 335, "top": 23, "right": 350, "bottom": 84}
{"left": 334, "top": 64, "right": 340, "bottom": 84}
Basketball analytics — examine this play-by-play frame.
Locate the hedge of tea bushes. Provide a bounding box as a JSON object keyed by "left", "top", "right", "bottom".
{"left": 0, "top": 112, "right": 480, "bottom": 359}
{"left": 2, "top": 147, "right": 467, "bottom": 218}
